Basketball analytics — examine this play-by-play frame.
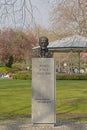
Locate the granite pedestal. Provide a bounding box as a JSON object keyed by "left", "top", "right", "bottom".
{"left": 32, "top": 58, "right": 56, "bottom": 124}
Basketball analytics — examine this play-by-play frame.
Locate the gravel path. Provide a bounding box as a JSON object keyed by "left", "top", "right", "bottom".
{"left": 0, "top": 119, "right": 87, "bottom": 130}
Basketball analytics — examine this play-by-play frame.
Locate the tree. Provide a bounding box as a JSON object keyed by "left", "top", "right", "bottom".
{"left": 5, "top": 55, "right": 14, "bottom": 68}
{"left": 0, "top": 0, "right": 35, "bottom": 28}
{"left": 51, "top": 0, "right": 87, "bottom": 37}
{"left": 0, "top": 28, "right": 37, "bottom": 67}
{"left": 32, "top": 24, "right": 59, "bottom": 42}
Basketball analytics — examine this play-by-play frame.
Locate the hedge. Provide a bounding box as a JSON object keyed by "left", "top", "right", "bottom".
{"left": 56, "top": 74, "right": 87, "bottom": 80}
{"left": 13, "top": 71, "right": 87, "bottom": 80}
{"left": 13, "top": 71, "right": 32, "bottom": 80}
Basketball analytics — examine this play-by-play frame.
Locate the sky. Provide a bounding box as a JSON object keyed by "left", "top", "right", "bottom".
{"left": 0, "top": 0, "right": 58, "bottom": 29}
{"left": 31, "top": 0, "right": 56, "bottom": 28}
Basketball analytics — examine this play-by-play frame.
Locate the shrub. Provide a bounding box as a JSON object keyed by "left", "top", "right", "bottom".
{"left": 56, "top": 74, "right": 87, "bottom": 80}
{"left": 0, "top": 61, "right": 5, "bottom": 67}
{"left": 13, "top": 71, "right": 32, "bottom": 80}
{"left": 0, "top": 67, "right": 13, "bottom": 73}
{"left": 13, "top": 71, "right": 87, "bottom": 80}
{"left": 12, "top": 63, "right": 23, "bottom": 71}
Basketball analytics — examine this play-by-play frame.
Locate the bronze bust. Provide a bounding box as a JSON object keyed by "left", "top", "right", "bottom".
{"left": 37, "top": 36, "right": 52, "bottom": 58}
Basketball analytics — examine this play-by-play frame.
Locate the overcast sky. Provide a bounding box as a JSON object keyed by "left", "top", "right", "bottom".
{"left": 0, "top": 0, "right": 58, "bottom": 29}
{"left": 31, "top": 0, "right": 56, "bottom": 28}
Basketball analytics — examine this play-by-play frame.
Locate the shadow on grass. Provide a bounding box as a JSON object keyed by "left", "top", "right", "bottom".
{"left": 0, "top": 113, "right": 31, "bottom": 121}
{"left": 0, "top": 105, "right": 31, "bottom": 121}
{"left": 56, "top": 113, "right": 87, "bottom": 122}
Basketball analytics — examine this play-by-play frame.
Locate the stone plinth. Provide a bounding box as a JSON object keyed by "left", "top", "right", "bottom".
{"left": 32, "top": 58, "right": 56, "bottom": 124}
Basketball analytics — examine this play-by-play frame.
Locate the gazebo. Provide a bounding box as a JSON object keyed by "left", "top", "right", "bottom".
{"left": 33, "top": 35, "right": 87, "bottom": 73}
{"left": 48, "top": 35, "right": 87, "bottom": 52}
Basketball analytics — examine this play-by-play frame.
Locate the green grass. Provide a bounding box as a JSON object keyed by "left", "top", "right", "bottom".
{"left": 56, "top": 80, "right": 87, "bottom": 112}
{"left": 0, "top": 79, "right": 87, "bottom": 121}
{"left": 0, "top": 79, "right": 31, "bottom": 120}
{"left": 56, "top": 80, "right": 87, "bottom": 121}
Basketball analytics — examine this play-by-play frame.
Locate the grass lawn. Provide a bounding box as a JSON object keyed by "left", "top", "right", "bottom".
{"left": 56, "top": 80, "right": 87, "bottom": 121}
{"left": 0, "top": 79, "right": 87, "bottom": 121}
{"left": 0, "top": 79, "right": 32, "bottom": 120}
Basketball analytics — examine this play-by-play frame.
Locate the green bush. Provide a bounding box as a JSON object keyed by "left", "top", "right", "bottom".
{"left": 56, "top": 74, "right": 87, "bottom": 80}
{"left": 13, "top": 72, "right": 87, "bottom": 80}
{"left": 0, "top": 67, "right": 13, "bottom": 73}
{"left": 13, "top": 71, "right": 32, "bottom": 80}
{"left": 0, "top": 61, "right": 5, "bottom": 67}
{"left": 12, "top": 62, "right": 31, "bottom": 71}
{"left": 12, "top": 63, "right": 23, "bottom": 71}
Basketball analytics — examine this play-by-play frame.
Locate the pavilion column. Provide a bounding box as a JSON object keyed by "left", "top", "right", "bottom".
{"left": 78, "top": 51, "right": 81, "bottom": 73}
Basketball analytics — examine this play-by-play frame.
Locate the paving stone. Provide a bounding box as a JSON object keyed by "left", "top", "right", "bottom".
{"left": 0, "top": 120, "right": 87, "bottom": 130}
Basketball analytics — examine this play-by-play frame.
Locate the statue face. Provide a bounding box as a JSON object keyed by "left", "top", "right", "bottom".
{"left": 39, "top": 36, "right": 49, "bottom": 49}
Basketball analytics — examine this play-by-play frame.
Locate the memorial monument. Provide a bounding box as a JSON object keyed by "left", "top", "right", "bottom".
{"left": 32, "top": 36, "right": 56, "bottom": 124}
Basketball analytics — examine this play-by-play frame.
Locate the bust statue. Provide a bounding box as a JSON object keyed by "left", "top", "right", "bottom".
{"left": 37, "top": 36, "right": 52, "bottom": 58}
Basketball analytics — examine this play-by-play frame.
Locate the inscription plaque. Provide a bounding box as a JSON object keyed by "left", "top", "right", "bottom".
{"left": 32, "top": 58, "right": 56, "bottom": 124}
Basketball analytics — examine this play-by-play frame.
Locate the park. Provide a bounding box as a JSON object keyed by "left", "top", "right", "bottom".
{"left": 0, "top": 79, "right": 87, "bottom": 122}
{"left": 0, "top": 0, "right": 87, "bottom": 130}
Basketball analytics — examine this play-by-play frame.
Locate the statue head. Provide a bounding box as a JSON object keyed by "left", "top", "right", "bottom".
{"left": 39, "top": 36, "right": 49, "bottom": 49}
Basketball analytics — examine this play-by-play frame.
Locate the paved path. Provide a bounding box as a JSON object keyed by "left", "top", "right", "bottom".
{"left": 0, "top": 119, "right": 87, "bottom": 130}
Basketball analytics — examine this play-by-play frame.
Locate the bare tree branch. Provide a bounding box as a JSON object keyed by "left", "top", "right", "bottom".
{"left": 0, "top": 0, "right": 35, "bottom": 28}
{"left": 51, "top": 0, "right": 87, "bottom": 37}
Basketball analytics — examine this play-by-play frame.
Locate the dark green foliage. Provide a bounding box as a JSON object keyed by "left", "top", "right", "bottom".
{"left": 0, "top": 61, "right": 5, "bottom": 67}
{"left": 6, "top": 55, "right": 14, "bottom": 68}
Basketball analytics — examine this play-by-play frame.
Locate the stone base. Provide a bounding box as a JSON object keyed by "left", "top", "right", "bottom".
{"left": 32, "top": 58, "right": 56, "bottom": 124}
{"left": 32, "top": 123, "right": 55, "bottom": 127}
